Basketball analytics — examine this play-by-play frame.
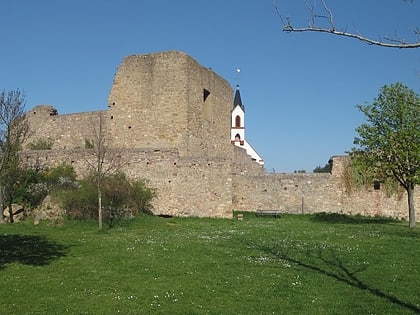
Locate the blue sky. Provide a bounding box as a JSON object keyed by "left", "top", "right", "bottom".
{"left": 1, "top": 1, "right": 419, "bottom": 173}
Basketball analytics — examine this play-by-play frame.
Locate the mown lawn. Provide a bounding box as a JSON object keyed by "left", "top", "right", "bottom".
{"left": 0, "top": 213, "right": 419, "bottom": 314}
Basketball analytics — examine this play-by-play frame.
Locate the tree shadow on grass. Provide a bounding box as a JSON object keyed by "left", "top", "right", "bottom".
{"left": 257, "top": 243, "right": 420, "bottom": 314}
{"left": 0, "top": 234, "right": 69, "bottom": 270}
{"left": 311, "top": 212, "right": 398, "bottom": 224}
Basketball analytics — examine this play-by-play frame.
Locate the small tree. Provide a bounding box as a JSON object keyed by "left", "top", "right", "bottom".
{"left": 352, "top": 83, "right": 419, "bottom": 228}
{"left": 0, "top": 89, "right": 29, "bottom": 223}
{"left": 86, "top": 112, "right": 123, "bottom": 230}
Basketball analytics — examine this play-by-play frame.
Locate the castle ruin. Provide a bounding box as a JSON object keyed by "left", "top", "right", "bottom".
{"left": 23, "top": 51, "right": 418, "bottom": 220}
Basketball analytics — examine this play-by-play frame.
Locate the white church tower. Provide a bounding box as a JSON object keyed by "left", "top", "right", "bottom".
{"left": 230, "top": 85, "right": 264, "bottom": 166}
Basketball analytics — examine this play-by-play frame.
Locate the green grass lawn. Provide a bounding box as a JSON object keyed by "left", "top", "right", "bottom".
{"left": 0, "top": 213, "right": 419, "bottom": 314}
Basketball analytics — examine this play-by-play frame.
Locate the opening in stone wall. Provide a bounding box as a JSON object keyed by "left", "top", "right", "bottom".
{"left": 203, "top": 88, "right": 212, "bottom": 121}
{"left": 203, "top": 89, "right": 210, "bottom": 102}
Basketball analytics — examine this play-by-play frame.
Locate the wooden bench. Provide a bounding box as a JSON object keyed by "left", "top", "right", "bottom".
{"left": 256, "top": 210, "right": 281, "bottom": 218}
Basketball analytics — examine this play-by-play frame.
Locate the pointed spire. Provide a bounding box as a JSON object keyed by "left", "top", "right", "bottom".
{"left": 233, "top": 85, "right": 245, "bottom": 111}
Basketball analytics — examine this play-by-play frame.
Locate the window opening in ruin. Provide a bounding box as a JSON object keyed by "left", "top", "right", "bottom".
{"left": 203, "top": 88, "right": 212, "bottom": 120}
{"left": 235, "top": 115, "right": 241, "bottom": 127}
{"left": 203, "top": 89, "right": 210, "bottom": 102}
{"left": 374, "top": 181, "right": 381, "bottom": 190}
{"left": 110, "top": 116, "right": 113, "bottom": 119}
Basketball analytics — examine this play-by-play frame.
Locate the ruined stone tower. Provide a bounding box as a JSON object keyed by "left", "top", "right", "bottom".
{"left": 24, "top": 51, "right": 250, "bottom": 218}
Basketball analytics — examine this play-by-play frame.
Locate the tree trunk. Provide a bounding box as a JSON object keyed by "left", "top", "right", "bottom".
{"left": 407, "top": 184, "right": 416, "bottom": 228}
{"left": 0, "top": 184, "right": 4, "bottom": 224}
{"left": 98, "top": 186, "right": 103, "bottom": 230}
{"left": 8, "top": 203, "right": 14, "bottom": 223}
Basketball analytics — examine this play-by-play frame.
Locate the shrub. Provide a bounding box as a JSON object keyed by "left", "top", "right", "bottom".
{"left": 101, "top": 173, "right": 155, "bottom": 219}
{"left": 28, "top": 138, "right": 54, "bottom": 150}
{"left": 56, "top": 179, "right": 97, "bottom": 220}
{"left": 14, "top": 168, "right": 48, "bottom": 209}
{"left": 84, "top": 139, "right": 94, "bottom": 149}
{"left": 55, "top": 172, "right": 155, "bottom": 221}
{"left": 12, "top": 164, "right": 77, "bottom": 210}
{"left": 45, "top": 164, "right": 77, "bottom": 192}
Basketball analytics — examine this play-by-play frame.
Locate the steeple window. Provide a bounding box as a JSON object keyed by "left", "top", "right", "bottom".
{"left": 235, "top": 115, "right": 241, "bottom": 127}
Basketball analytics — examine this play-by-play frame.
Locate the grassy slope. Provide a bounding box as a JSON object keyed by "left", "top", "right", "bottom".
{"left": 0, "top": 213, "right": 419, "bottom": 314}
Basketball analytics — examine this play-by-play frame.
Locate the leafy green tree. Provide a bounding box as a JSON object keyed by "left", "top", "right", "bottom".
{"left": 352, "top": 83, "right": 419, "bottom": 228}
{"left": 11, "top": 164, "right": 77, "bottom": 214}
{"left": 0, "top": 89, "right": 29, "bottom": 223}
{"left": 13, "top": 167, "right": 46, "bottom": 209}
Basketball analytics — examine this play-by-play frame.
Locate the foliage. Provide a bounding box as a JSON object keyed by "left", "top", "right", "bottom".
{"left": 0, "top": 89, "right": 29, "bottom": 222}
{"left": 101, "top": 172, "right": 155, "bottom": 218}
{"left": 343, "top": 157, "right": 402, "bottom": 197}
{"left": 13, "top": 167, "right": 47, "bottom": 208}
{"left": 353, "top": 83, "right": 419, "bottom": 187}
{"left": 57, "top": 172, "right": 154, "bottom": 221}
{"left": 28, "top": 138, "right": 54, "bottom": 150}
{"left": 84, "top": 138, "right": 94, "bottom": 149}
{"left": 44, "top": 163, "right": 77, "bottom": 191}
{"left": 313, "top": 163, "right": 331, "bottom": 173}
{"left": 351, "top": 82, "right": 420, "bottom": 227}
{"left": 56, "top": 179, "right": 97, "bottom": 220}
{"left": 0, "top": 214, "right": 419, "bottom": 314}
{"left": 12, "top": 164, "right": 78, "bottom": 210}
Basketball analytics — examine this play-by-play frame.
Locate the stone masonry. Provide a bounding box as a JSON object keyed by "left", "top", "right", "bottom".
{"left": 22, "top": 51, "right": 418, "bottom": 220}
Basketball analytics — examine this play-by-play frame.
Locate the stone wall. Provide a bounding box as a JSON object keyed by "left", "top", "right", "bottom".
{"left": 23, "top": 148, "right": 234, "bottom": 218}
{"left": 22, "top": 51, "right": 419, "bottom": 221}
{"left": 25, "top": 106, "right": 107, "bottom": 150}
{"left": 233, "top": 156, "right": 419, "bottom": 220}
{"left": 23, "top": 51, "right": 238, "bottom": 218}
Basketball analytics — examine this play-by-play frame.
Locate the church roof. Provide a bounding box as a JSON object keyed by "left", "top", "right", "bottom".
{"left": 233, "top": 85, "right": 245, "bottom": 111}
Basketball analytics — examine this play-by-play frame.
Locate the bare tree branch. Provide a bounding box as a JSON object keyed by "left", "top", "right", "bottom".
{"left": 85, "top": 112, "right": 126, "bottom": 230}
{"left": 273, "top": 0, "right": 420, "bottom": 49}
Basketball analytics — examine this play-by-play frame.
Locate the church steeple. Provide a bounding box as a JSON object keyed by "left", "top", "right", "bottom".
{"left": 230, "top": 84, "right": 264, "bottom": 167}
{"left": 233, "top": 85, "right": 245, "bottom": 111}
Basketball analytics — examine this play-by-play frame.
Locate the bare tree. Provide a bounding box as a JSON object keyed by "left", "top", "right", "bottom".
{"left": 0, "top": 89, "right": 29, "bottom": 223}
{"left": 85, "top": 112, "right": 124, "bottom": 230}
{"left": 273, "top": 0, "right": 420, "bottom": 48}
